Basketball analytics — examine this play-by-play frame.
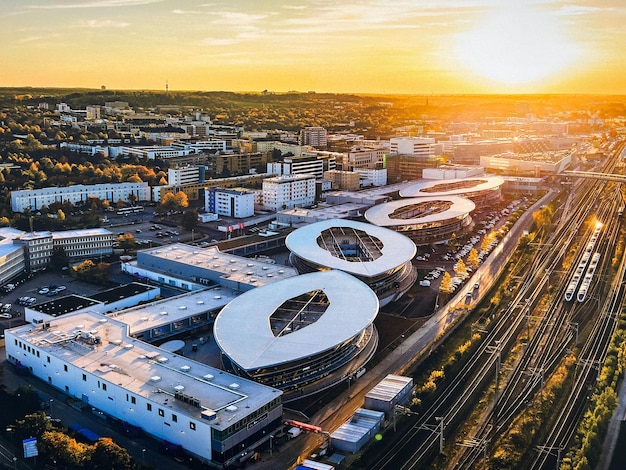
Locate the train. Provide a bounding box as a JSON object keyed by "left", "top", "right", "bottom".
{"left": 564, "top": 224, "right": 602, "bottom": 302}
{"left": 577, "top": 252, "right": 600, "bottom": 302}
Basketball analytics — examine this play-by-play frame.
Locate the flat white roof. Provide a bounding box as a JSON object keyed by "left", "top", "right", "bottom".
{"left": 52, "top": 228, "right": 114, "bottom": 239}
{"left": 138, "top": 243, "right": 298, "bottom": 287}
{"left": 399, "top": 175, "right": 504, "bottom": 198}
{"left": 285, "top": 219, "right": 416, "bottom": 277}
{"left": 110, "top": 286, "right": 238, "bottom": 335}
{"left": 12, "top": 311, "right": 280, "bottom": 430}
{"left": 214, "top": 270, "right": 379, "bottom": 370}
{"left": 364, "top": 196, "right": 475, "bottom": 227}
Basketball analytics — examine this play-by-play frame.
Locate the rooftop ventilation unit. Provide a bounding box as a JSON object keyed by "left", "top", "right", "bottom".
{"left": 203, "top": 374, "right": 214, "bottom": 380}
{"left": 229, "top": 383, "right": 240, "bottom": 390}
{"left": 180, "top": 365, "right": 191, "bottom": 372}
{"left": 150, "top": 376, "right": 161, "bottom": 382}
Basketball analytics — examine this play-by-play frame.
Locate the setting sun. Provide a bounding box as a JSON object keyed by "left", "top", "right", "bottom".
{"left": 455, "top": 4, "right": 581, "bottom": 86}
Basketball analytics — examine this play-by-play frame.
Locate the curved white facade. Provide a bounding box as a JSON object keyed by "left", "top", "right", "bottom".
{"left": 399, "top": 176, "right": 504, "bottom": 204}
{"left": 215, "top": 270, "right": 379, "bottom": 398}
{"left": 365, "top": 196, "right": 476, "bottom": 245}
{"left": 285, "top": 219, "right": 417, "bottom": 307}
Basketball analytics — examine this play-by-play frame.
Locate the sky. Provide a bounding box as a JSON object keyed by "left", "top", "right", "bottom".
{"left": 2, "top": 0, "right": 626, "bottom": 94}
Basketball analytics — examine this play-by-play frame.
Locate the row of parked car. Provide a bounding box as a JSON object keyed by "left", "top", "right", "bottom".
{"left": 38, "top": 285, "right": 66, "bottom": 296}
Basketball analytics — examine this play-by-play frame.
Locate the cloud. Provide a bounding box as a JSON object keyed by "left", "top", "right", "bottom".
{"left": 82, "top": 19, "right": 130, "bottom": 28}
{"left": 29, "top": 0, "right": 161, "bottom": 9}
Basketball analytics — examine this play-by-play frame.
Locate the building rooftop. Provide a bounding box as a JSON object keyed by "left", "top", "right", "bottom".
{"left": 364, "top": 196, "right": 476, "bottom": 227}
{"left": 89, "top": 282, "right": 156, "bottom": 305}
{"left": 30, "top": 294, "right": 102, "bottom": 318}
{"left": 137, "top": 244, "right": 298, "bottom": 288}
{"left": 14, "top": 311, "right": 280, "bottom": 430}
{"left": 111, "top": 286, "right": 238, "bottom": 336}
{"left": 285, "top": 219, "right": 416, "bottom": 277}
{"left": 214, "top": 270, "right": 379, "bottom": 370}
{"left": 398, "top": 175, "right": 504, "bottom": 198}
{"left": 52, "top": 228, "right": 114, "bottom": 239}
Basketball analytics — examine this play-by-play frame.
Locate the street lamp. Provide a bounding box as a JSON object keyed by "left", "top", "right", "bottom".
{"left": 142, "top": 448, "right": 146, "bottom": 466}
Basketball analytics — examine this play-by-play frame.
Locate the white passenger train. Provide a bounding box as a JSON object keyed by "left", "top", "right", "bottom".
{"left": 577, "top": 252, "right": 601, "bottom": 302}
{"left": 564, "top": 224, "right": 602, "bottom": 302}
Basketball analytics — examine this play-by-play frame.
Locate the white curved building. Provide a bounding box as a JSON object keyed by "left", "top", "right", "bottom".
{"left": 285, "top": 219, "right": 417, "bottom": 307}
{"left": 364, "top": 196, "right": 476, "bottom": 245}
{"left": 214, "top": 270, "right": 379, "bottom": 400}
{"left": 399, "top": 176, "right": 504, "bottom": 204}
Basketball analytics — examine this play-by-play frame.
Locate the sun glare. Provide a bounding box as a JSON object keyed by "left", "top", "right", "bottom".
{"left": 455, "top": 5, "right": 580, "bottom": 87}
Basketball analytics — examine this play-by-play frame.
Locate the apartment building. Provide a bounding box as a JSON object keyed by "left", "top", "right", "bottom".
{"left": 262, "top": 174, "right": 316, "bottom": 211}
{"left": 11, "top": 182, "right": 151, "bottom": 213}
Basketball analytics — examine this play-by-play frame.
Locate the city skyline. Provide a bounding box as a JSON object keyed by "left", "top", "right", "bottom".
{"left": 2, "top": 0, "right": 626, "bottom": 95}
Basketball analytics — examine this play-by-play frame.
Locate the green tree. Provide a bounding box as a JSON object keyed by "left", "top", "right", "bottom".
{"left": 181, "top": 209, "right": 199, "bottom": 231}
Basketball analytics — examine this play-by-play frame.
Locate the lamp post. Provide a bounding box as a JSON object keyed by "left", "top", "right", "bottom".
{"left": 142, "top": 448, "right": 146, "bottom": 466}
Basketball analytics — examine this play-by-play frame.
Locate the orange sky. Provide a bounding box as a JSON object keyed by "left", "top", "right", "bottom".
{"left": 2, "top": 1, "right": 626, "bottom": 94}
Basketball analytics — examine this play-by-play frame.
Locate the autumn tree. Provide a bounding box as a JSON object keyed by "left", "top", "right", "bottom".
{"left": 116, "top": 233, "right": 136, "bottom": 252}
{"left": 467, "top": 248, "right": 480, "bottom": 269}
{"left": 90, "top": 437, "right": 133, "bottom": 470}
{"left": 439, "top": 272, "right": 454, "bottom": 294}
{"left": 454, "top": 259, "right": 468, "bottom": 279}
{"left": 159, "top": 191, "right": 189, "bottom": 212}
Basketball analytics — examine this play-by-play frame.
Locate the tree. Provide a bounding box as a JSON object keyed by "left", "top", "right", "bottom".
{"left": 116, "top": 233, "right": 136, "bottom": 252}
{"left": 181, "top": 210, "right": 199, "bottom": 231}
{"left": 467, "top": 248, "right": 480, "bottom": 269}
{"left": 72, "top": 260, "right": 111, "bottom": 284}
{"left": 90, "top": 437, "right": 133, "bottom": 469}
{"left": 439, "top": 272, "right": 454, "bottom": 294}
{"left": 159, "top": 191, "right": 189, "bottom": 212}
{"left": 127, "top": 173, "right": 142, "bottom": 183}
{"left": 454, "top": 259, "right": 468, "bottom": 279}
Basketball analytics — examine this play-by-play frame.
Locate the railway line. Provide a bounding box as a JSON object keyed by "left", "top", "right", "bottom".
{"left": 368, "top": 140, "right": 626, "bottom": 470}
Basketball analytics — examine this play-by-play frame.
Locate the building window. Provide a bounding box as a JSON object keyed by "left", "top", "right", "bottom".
{"left": 172, "top": 414, "right": 177, "bottom": 423}
{"left": 82, "top": 374, "right": 87, "bottom": 381}
{"left": 158, "top": 409, "right": 164, "bottom": 417}
{"left": 102, "top": 383, "right": 107, "bottom": 391}
{"left": 189, "top": 422, "right": 196, "bottom": 431}
{"left": 147, "top": 403, "right": 152, "bottom": 411}
{"left": 131, "top": 396, "right": 136, "bottom": 405}
{"left": 63, "top": 365, "right": 68, "bottom": 372}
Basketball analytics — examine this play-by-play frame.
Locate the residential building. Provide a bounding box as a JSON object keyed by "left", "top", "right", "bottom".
{"left": 118, "top": 146, "right": 188, "bottom": 160}
{"left": 206, "top": 188, "right": 255, "bottom": 219}
{"left": 340, "top": 146, "right": 385, "bottom": 170}
{"left": 262, "top": 174, "right": 316, "bottom": 211}
{"left": 390, "top": 137, "right": 436, "bottom": 157}
{"left": 167, "top": 166, "right": 204, "bottom": 186}
{"left": 299, "top": 126, "right": 328, "bottom": 147}
{"left": 11, "top": 182, "right": 151, "bottom": 213}
{"left": 323, "top": 170, "right": 360, "bottom": 191}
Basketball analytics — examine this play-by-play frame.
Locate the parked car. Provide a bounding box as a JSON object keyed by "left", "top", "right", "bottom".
{"left": 38, "top": 287, "right": 49, "bottom": 295}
